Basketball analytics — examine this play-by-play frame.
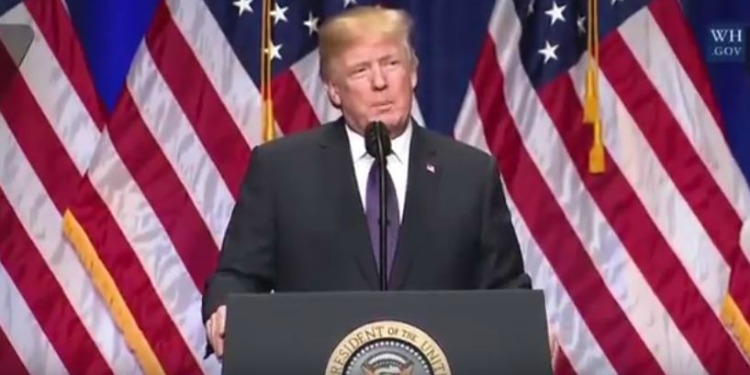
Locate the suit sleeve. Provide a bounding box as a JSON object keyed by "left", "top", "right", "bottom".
{"left": 202, "top": 145, "right": 276, "bottom": 323}
{"left": 475, "top": 157, "right": 532, "bottom": 289}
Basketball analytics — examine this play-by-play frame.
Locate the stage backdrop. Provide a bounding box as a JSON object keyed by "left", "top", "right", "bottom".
{"left": 1, "top": 0, "right": 749, "bottom": 374}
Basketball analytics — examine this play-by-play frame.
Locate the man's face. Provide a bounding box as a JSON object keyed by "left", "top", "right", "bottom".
{"left": 324, "top": 37, "right": 417, "bottom": 137}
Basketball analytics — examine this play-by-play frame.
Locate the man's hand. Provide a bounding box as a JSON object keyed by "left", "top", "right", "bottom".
{"left": 549, "top": 329, "right": 560, "bottom": 370}
{"left": 206, "top": 305, "right": 227, "bottom": 358}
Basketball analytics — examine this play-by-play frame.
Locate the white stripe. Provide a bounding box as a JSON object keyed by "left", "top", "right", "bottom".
{"left": 127, "top": 44, "right": 235, "bottom": 248}
{"left": 569, "top": 19, "right": 731, "bottom": 316}
{"left": 623, "top": 8, "right": 750, "bottom": 223}
{"left": 0, "top": 115, "right": 141, "bottom": 374}
{"left": 87, "top": 131, "right": 217, "bottom": 372}
{"left": 166, "top": 0, "right": 264, "bottom": 147}
{"left": 488, "top": 2, "right": 704, "bottom": 374}
{"left": 1, "top": 4, "right": 100, "bottom": 175}
{"left": 410, "top": 95, "right": 425, "bottom": 127}
{"left": 454, "top": 86, "right": 615, "bottom": 375}
{"left": 452, "top": 87, "right": 491, "bottom": 155}
{"left": 0, "top": 266, "right": 66, "bottom": 375}
{"left": 290, "top": 51, "right": 340, "bottom": 124}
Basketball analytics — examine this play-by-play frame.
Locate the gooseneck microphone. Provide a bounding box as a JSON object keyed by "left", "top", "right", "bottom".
{"left": 364, "top": 121, "right": 391, "bottom": 291}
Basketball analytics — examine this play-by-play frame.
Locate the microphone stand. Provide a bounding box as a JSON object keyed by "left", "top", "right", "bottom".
{"left": 374, "top": 124, "right": 389, "bottom": 291}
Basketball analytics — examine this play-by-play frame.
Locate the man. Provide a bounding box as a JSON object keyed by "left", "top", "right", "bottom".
{"left": 202, "top": 5, "right": 532, "bottom": 357}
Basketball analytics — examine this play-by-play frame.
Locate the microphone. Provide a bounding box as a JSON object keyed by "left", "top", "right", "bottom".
{"left": 364, "top": 121, "right": 391, "bottom": 291}
{"left": 365, "top": 121, "right": 391, "bottom": 160}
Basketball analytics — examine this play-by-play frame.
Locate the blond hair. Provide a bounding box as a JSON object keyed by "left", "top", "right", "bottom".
{"left": 318, "top": 6, "right": 417, "bottom": 82}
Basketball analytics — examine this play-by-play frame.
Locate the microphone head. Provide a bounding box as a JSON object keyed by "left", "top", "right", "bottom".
{"left": 364, "top": 121, "right": 392, "bottom": 158}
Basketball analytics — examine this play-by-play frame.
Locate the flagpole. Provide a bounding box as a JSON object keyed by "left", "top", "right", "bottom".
{"left": 261, "top": 0, "right": 275, "bottom": 142}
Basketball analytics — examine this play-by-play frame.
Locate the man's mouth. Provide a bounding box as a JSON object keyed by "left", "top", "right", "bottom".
{"left": 373, "top": 102, "right": 392, "bottom": 112}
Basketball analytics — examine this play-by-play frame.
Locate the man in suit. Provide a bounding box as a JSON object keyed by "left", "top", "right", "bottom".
{"left": 202, "top": 5, "right": 532, "bottom": 357}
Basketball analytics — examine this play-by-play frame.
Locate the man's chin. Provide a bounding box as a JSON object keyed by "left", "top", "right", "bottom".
{"left": 374, "top": 112, "right": 404, "bottom": 123}
{"left": 381, "top": 118, "right": 409, "bottom": 137}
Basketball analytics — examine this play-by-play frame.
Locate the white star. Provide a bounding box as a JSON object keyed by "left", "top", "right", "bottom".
{"left": 303, "top": 12, "right": 320, "bottom": 35}
{"left": 527, "top": 0, "right": 535, "bottom": 15}
{"left": 265, "top": 41, "right": 282, "bottom": 60}
{"left": 544, "top": 1, "right": 567, "bottom": 26}
{"left": 538, "top": 40, "right": 559, "bottom": 63}
{"left": 577, "top": 15, "right": 586, "bottom": 34}
{"left": 344, "top": 0, "right": 357, "bottom": 7}
{"left": 270, "top": 2, "right": 289, "bottom": 25}
{"left": 611, "top": 0, "right": 624, "bottom": 4}
{"left": 233, "top": 0, "right": 253, "bottom": 16}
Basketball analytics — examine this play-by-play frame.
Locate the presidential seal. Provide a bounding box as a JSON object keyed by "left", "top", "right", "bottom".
{"left": 325, "top": 320, "right": 451, "bottom": 375}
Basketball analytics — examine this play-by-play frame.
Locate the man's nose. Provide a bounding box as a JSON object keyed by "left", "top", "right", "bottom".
{"left": 370, "top": 65, "right": 387, "bottom": 90}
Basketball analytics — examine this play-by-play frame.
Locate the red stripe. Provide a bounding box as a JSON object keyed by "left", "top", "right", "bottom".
{"left": 0, "top": 190, "right": 112, "bottom": 375}
{"left": 145, "top": 1, "right": 250, "bottom": 196}
{"left": 0, "top": 327, "right": 29, "bottom": 375}
{"left": 647, "top": 0, "right": 725, "bottom": 133}
{"left": 602, "top": 30, "right": 750, "bottom": 343}
{"left": 70, "top": 178, "right": 203, "bottom": 375}
{"left": 538, "top": 71, "right": 749, "bottom": 374}
{"left": 108, "top": 90, "right": 218, "bottom": 293}
{"left": 272, "top": 70, "right": 320, "bottom": 134}
{"left": 473, "top": 35, "right": 663, "bottom": 375}
{"left": 24, "top": 0, "right": 106, "bottom": 128}
{"left": 0, "top": 43, "right": 79, "bottom": 213}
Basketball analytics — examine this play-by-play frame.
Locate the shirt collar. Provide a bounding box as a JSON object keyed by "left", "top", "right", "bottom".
{"left": 346, "top": 120, "right": 412, "bottom": 165}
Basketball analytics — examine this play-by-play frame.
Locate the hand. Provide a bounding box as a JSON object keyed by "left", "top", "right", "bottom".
{"left": 549, "top": 329, "right": 560, "bottom": 369}
{"left": 206, "top": 305, "right": 227, "bottom": 358}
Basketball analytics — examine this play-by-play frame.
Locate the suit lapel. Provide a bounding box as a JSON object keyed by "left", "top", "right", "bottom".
{"left": 317, "top": 119, "right": 379, "bottom": 288}
{"left": 389, "top": 125, "right": 440, "bottom": 289}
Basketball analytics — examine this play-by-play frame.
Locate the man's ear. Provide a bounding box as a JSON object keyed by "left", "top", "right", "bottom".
{"left": 324, "top": 80, "right": 342, "bottom": 108}
{"left": 410, "top": 53, "right": 419, "bottom": 89}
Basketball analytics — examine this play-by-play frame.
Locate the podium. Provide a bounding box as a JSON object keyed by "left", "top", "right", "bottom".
{"left": 223, "top": 289, "right": 553, "bottom": 374}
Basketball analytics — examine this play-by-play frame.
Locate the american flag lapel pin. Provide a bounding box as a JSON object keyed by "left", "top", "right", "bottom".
{"left": 426, "top": 163, "right": 435, "bottom": 173}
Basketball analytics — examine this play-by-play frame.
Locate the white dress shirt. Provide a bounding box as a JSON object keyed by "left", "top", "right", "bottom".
{"left": 345, "top": 122, "right": 412, "bottom": 221}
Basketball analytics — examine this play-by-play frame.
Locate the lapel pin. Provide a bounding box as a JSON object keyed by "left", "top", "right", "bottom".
{"left": 426, "top": 163, "right": 435, "bottom": 173}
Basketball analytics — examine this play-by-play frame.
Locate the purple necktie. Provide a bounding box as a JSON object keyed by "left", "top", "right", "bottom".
{"left": 365, "top": 158, "right": 400, "bottom": 280}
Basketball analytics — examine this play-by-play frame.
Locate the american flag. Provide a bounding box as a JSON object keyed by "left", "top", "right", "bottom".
{"left": 1, "top": 0, "right": 750, "bottom": 374}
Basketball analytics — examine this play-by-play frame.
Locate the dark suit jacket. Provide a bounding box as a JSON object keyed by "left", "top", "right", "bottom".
{"left": 202, "top": 117, "right": 531, "bottom": 322}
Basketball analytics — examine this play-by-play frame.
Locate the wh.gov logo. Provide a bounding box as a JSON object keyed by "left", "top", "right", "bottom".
{"left": 705, "top": 24, "right": 747, "bottom": 68}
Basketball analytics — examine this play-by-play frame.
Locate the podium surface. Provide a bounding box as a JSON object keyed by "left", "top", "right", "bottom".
{"left": 223, "top": 289, "right": 552, "bottom": 375}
